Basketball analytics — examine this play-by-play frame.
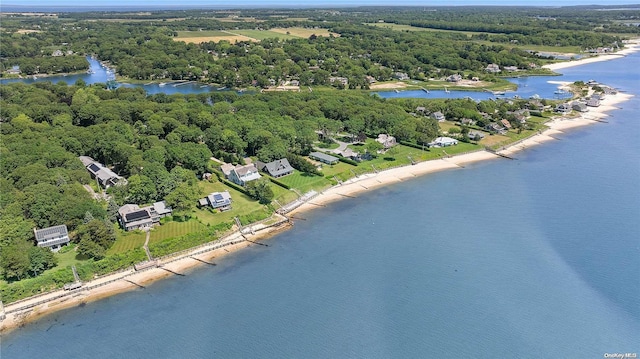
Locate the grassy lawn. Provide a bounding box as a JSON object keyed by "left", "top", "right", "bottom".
{"left": 271, "top": 185, "right": 299, "bottom": 205}
{"left": 233, "top": 29, "right": 298, "bottom": 40}
{"left": 270, "top": 27, "right": 338, "bottom": 38}
{"left": 149, "top": 220, "right": 206, "bottom": 245}
{"left": 109, "top": 229, "right": 146, "bottom": 255}
{"left": 439, "top": 121, "right": 461, "bottom": 133}
{"left": 196, "top": 180, "right": 270, "bottom": 226}
{"left": 367, "top": 23, "right": 497, "bottom": 37}
{"left": 54, "top": 245, "right": 85, "bottom": 269}
{"left": 278, "top": 170, "right": 332, "bottom": 194}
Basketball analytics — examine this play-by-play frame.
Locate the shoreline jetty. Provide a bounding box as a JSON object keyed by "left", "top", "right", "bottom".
{"left": 1, "top": 42, "right": 639, "bottom": 334}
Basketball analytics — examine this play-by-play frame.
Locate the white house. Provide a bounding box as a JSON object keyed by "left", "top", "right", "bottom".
{"left": 228, "top": 164, "right": 261, "bottom": 186}
{"left": 430, "top": 137, "right": 458, "bottom": 147}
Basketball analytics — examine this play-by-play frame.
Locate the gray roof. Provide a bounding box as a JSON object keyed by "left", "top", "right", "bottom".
{"left": 309, "top": 152, "right": 339, "bottom": 163}
{"left": 34, "top": 225, "right": 69, "bottom": 243}
{"left": 153, "top": 201, "right": 172, "bottom": 215}
{"left": 261, "top": 158, "right": 294, "bottom": 177}
{"left": 79, "top": 156, "right": 95, "bottom": 167}
{"left": 206, "top": 191, "right": 232, "bottom": 209}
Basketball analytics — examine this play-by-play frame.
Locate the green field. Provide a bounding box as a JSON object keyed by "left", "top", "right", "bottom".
{"left": 277, "top": 171, "right": 332, "bottom": 194}
{"left": 149, "top": 220, "right": 206, "bottom": 245}
{"left": 109, "top": 229, "right": 146, "bottom": 255}
{"left": 175, "top": 30, "right": 230, "bottom": 38}
{"left": 367, "top": 22, "right": 496, "bottom": 37}
{"left": 232, "top": 29, "right": 298, "bottom": 40}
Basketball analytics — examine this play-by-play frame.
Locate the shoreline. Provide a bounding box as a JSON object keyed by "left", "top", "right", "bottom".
{"left": 543, "top": 39, "right": 640, "bottom": 71}
{"left": 0, "top": 68, "right": 636, "bottom": 336}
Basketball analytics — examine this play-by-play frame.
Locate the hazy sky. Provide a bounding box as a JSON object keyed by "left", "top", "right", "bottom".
{"left": 4, "top": 0, "right": 640, "bottom": 7}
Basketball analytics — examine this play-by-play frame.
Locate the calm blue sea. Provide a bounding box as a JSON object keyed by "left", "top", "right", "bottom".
{"left": 2, "top": 53, "right": 639, "bottom": 358}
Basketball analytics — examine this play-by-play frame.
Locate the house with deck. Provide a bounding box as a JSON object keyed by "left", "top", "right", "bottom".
{"left": 34, "top": 225, "right": 70, "bottom": 251}
{"left": 555, "top": 103, "right": 572, "bottom": 114}
{"left": 257, "top": 158, "right": 294, "bottom": 178}
{"left": 199, "top": 191, "right": 232, "bottom": 211}
{"left": 309, "top": 152, "right": 339, "bottom": 165}
{"left": 586, "top": 97, "right": 601, "bottom": 107}
{"left": 118, "top": 202, "right": 171, "bottom": 231}
{"left": 228, "top": 164, "right": 261, "bottom": 186}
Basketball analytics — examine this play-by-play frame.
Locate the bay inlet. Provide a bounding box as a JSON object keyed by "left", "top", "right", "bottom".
{"left": 2, "top": 52, "right": 639, "bottom": 357}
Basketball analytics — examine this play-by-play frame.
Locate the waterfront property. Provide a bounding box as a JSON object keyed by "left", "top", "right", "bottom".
{"left": 198, "top": 191, "right": 233, "bottom": 211}
{"left": 572, "top": 101, "right": 589, "bottom": 112}
{"left": 79, "top": 156, "right": 126, "bottom": 188}
{"left": 34, "top": 225, "right": 70, "bottom": 251}
{"left": 430, "top": 136, "right": 459, "bottom": 147}
{"left": 257, "top": 158, "right": 294, "bottom": 178}
{"left": 309, "top": 152, "right": 339, "bottom": 165}
{"left": 376, "top": 134, "right": 397, "bottom": 149}
{"left": 227, "top": 164, "right": 261, "bottom": 186}
{"left": 118, "top": 202, "right": 172, "bottom": 231}
{"left": 555, "top": 103, "right": 573, "bottom": 114}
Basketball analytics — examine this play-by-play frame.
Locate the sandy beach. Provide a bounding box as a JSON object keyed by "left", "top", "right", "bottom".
{"left": 543, "top": 39, "right": 640, "bottom": 71}
{"left": 1, "top": 57, "right": 636, "bottom": 335}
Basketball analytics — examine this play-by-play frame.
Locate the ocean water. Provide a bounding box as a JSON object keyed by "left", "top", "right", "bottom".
{"left": 2, "top": 53, "right": 639, "bottom": 357}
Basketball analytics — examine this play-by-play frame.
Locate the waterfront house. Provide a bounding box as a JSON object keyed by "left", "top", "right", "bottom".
{"left": 34, "top": 225, "right": 70, "bottom": 251}
{"left": 572, "top": 101, "right": 588, "bottom": 112}
{"left": 376, "top": 134, "right": 397, "bottom": 149}
{"left": 228, "top": 163, "right": 261, "bottom": 186}
{"left": 431, "top": 111, "right": 446, "bottom": 122}
{"left": 555, "top": 103, "right": 572, "bottom": 114}
{"left": 485, "top": 122, "right": 507, "bottom": 135}
{"left": 500, "top": 119, "right": 513, "bottom": 129}
{"left": 468, "top": 130, "right": 486, "bottom": 141}
{"left": 257, "top": 158, "right": 294, "bottom": 178}
{"left": 309, "top": 151, "right": 339, "bottom": 165}
{"left": 393, "top": 72, "right": 410, "bottom": 80}
{"left": 586, "top": 98, "right": 601, "bottom": 107}
{"left": 199, "top": 191, "right": 232, "bottom": 211}
{"left": 117, "top": 202, "right": 170, "bottom": 231}
{"left": 446, "top": 74, "right": 462, "bottom": 82}
{"left": 79, "top": 156, "right": 126, "bottom": 188}
{"left": 503, "top": 66, "right": 518, "bottom": 72}
{"left": 429, "top": 137, "right": 459, "bottom": 147}
{"left": 485, "top": 64, "right": 501, "bottom": 73}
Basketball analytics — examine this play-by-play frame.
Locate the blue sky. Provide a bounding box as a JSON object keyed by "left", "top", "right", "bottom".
{"left": 4, "top": 1, "right": 640, "bottom": 7}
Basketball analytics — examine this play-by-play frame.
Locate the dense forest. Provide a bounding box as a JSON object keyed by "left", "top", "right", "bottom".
{"left": 0, "top": 5, "right": 637, "bottom": 300}
{"left": 2, "top": 6, "right": 637, "bottom": 84}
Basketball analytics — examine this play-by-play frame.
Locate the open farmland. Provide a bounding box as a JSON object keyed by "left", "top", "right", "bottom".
{"left": 175, "top": 30, "right": 257, "bottom": 43}
{"left": 270, "top": 27, "right": 339, "bottom": 38}
{"left": 233, "top": 29, "right": 298, "bottom": 40}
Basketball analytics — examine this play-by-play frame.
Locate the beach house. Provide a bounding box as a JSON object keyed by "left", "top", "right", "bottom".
{"left": 118, "top": 202, "right": 172, "bottom": 231}
{"left": 257, "top": 158, "right": 294, "bottom": 178}
{"left": 309, "top": 152, "right": 339, "bottom": 165}
{"left": 376, "top": 134, "right": 397, "bottom": 149}
{"left": 228, "top": 164, "right": 261, "bottom": 186}
{"left": 198, "top": 191, "right": 233, "bottom": 211}
{"left": 572, "top": 102, "right": 588, "bottom": 112}
{"left": 34, "top": 225, "right": 70, "bottom": 251}
{"left": 429, "top": 137, "right": 459, "bottom": 147}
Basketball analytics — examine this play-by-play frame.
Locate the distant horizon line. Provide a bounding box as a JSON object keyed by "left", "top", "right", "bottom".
{"left": 2, "top": 3, "right": 640, "bottom": 10}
